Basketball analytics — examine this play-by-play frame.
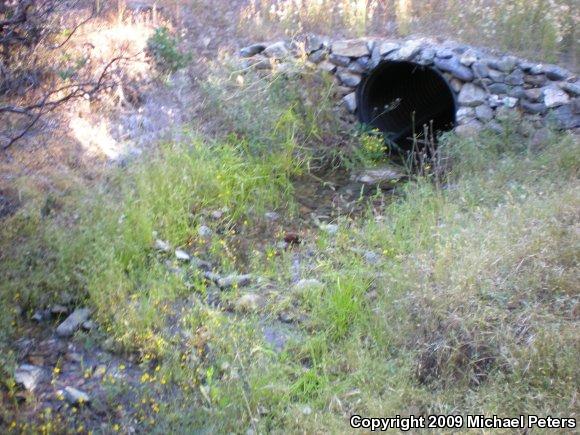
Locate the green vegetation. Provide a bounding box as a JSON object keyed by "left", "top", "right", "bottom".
{"left": 147, "top": 26, "right": 190, "bottom": 73}
{"left": 1, "top": 59, "right": 578, "bottom": 432}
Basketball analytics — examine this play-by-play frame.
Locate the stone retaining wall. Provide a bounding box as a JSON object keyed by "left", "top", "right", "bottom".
{"left": 239, "top": 37, "right": 579, "bottom": 136}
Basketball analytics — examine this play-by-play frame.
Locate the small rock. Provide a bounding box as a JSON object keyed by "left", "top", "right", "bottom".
{"left": 175, "top": 249, "right": 191, "bottom": 261}
{"left": 459, "top": 50, "right": 478, "bottom": 66}
{"left": 321, "top": 224, "right": 339, "bottom": 235}
{"left": 235, "top": 293, "right": 263, "bottom": 312}
{"left": 305, "top": 35, "right": 324, "bottom": 53}
{"left": 488, "top": 83, "right": 509, "bottom": 95}
{"left": 449, "top": 78, "right": 462, "bottom": 93}
{"left": 502, "top": 96, "right": 519, "bottom": 108}
{"left": 543, "top": 86, "right": 570, "bottom": 108}
{"left": 363, "top": 251, "right": 381, "bottom": 265}
{"left": 14, "top": 364, "right": 44, "bottom": 391}
{"left": 455, "top": 119, "right": 483, "bottom": 137}
{"left": 60, "top": 386, "right": 90, "bottom": 405}
{"left": 552, "top": 104, "right": 580, "bottom": 129}
{"left": 525, "top": 88, "right": 543, "bottom": 102}
{"left": 92, "top": 365, "right": 107, "bottom": 378}
{"left": 154, "top": 239, "right": 171, "bottom": 252}
{"left": 508, "top": 86, "right": 527, "bottom": 99}
{"left": 378, "top": 41, "right": 400, "bottom": 56}
{"left": 263, "top": 41, "right": 289, "bottom": 59}
{"left": 524, "top": 74, "right": 547, "bottom": 86}
{"left": 434, "top": 57, "right": 474, "bottom": 81}
{"left": 456, "top": 107, "right": 475, "bottom": 124}
{"left": 217, "top": 274, "right": 253, "bottom": 289}
{"left": 487, "top": 69, "right": 506, "bottom": 82}
{"left": 56, "top": 308, "right": 91, "bottom": 337}
{"left": 351, "top": 165, "right": 404, "bottom": 187}
{"left": 240, "top": 43, "right": 266, "bottom": 58}
{"left": 302, "top": 405, "right": 312, "bottom": 415}
{"left": 318, "top": 60, "right": 337, "bottom": 73}
{"left": 198, "top": 225, "right": 213, "bottom": 238}
{"left": 81, "top": 320, "right": 96, "bottom": 331}
{"left": 264, "top": 211, "right": 280, "bottom": 221}
{"left": 504, "top": 69, "right": 525, "bottom": 86}
{"left": 210, "top": 210, "right": 224, "bottom": 220}
{"left": 397, "top": 40, "right": 421, "bottom": 60}
{"left": 560, "top": 82, "right": 580, "bottom": 97}
{"left": 544, "top": 65, "right": 569, "bottom": 81}
{"left": 343, "top": 92, "right": 357, "bottom": 113}
{"left": 328, "top": 54, "right": 350, "bottom": 67}
{"left": 489, "top": 56, "right": 518, "bottom": 73}
{"left": 293, "top": 279, "right": 323, "bottom": 292}
{"left": 458, "top": 83, "right": 487, "bottom": 107}
{"left": 308, "top": 49, "right": 326, "bottom": 64}
{"left": 475, "top": 105, "right": 494, "bottom": 122}
{"left": 51, "top": 305, "right": 69, "bottom": 316}
{"left": 32, "top": 311, "right": 45, "bottom": 322}
{"left": 520, "top": 101, "right": 547, "bottom": 115}
{"left": 435, "top": 48, "right": 453, "bottom": 59}
{"left": 337, "top": 70, "right": 361, "bottom": 87}
{"left": 332, "top": 39, "right": 369, "bottom": 57}
{"left": 472, "top": 61, "right": 490, "bottom": 79}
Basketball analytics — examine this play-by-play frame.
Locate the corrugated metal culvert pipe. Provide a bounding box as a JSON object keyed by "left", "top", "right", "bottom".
{"left": 356, "top": 61, "right": 457, "bottom": 151}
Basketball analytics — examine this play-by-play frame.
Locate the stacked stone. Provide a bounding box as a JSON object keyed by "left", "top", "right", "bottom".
{"left": 240, "top": 37, "right": 579, "bottom": 134}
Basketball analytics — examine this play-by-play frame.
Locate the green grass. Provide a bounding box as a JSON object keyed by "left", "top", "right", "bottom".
{"left": 1, "top": 64, "right": 578, "bottom": 432}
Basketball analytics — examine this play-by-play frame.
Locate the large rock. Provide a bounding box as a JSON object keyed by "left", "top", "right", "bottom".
{"left": 332, "top": 40, "right": 369, "bottom": 58}
{"left": 458, "top": 83, "right": 487, "bottom": 107}
{"left": 434, "top": 57, "right": 474, "bottom": 81}
{"left": 504, "top": 69, "right": 525, "bottom": 86}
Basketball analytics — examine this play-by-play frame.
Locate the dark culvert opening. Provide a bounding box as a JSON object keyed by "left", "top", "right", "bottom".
{"left": 357, "top": 61, "right": 456, "bottom": 152}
